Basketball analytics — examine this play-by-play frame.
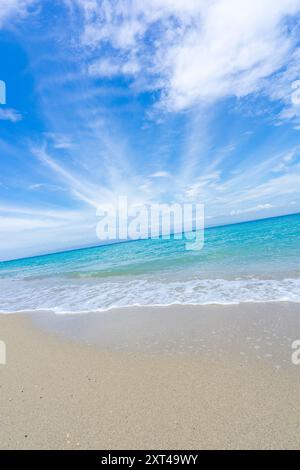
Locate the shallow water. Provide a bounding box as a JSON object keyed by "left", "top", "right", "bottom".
{"left": 0, "top": 213, "right": 300, "bottom": 313}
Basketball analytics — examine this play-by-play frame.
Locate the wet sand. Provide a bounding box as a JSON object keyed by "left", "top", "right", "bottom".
{"left": 1, "top": 302, "right": 300, "bottom": 449}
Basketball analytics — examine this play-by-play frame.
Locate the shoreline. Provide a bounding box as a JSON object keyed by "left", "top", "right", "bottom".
{"left": 4, "top": 302, "right": 300, "bottom": 360}
{"left": 1, "top": 298, "right": 300, "bottom": 316}
{"left": 1, "top": 302, "right": 300, "bottom": 449}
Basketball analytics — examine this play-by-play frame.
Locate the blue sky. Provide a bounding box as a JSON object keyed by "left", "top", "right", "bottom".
{"left": 1, "top": 0, "right": 300, "bottom": 260}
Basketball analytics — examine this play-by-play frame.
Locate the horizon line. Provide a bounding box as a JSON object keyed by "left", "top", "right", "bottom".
{"left": 1, "top": 210, "right": 299, "bottom": 264}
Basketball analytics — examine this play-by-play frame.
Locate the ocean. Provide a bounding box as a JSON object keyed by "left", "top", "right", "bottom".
{"left": 0, "top": 213, "right": 300, "bottom": 313}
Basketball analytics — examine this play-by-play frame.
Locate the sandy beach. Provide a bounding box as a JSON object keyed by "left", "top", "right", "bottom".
{"left": 1, "top": 302, "right": 300, "bottom": 449}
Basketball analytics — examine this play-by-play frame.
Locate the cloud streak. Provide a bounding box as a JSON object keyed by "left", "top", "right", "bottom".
{"left": 0, "top": 0, "right": 36, "bottom": 27}
{"left": 0, "top": 108, "right": 22, "bottom": 122}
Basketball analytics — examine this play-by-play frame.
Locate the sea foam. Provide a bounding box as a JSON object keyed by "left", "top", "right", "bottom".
{"left": 0, "top": 276, "right": 300, "bottom": 313}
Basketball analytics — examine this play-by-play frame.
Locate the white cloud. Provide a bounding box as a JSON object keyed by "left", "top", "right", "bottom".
{"left": 28, "top": 183, "right": 44, "bottom": 190}
{"left": 28, "top": 183, "right": 65, "bottom": 191}
{"left": 88, "top": 57, "right": 140, "bottom": 77}
{"left": 184, "top": 172, "right": 221, "bottom": 198}
{"left": 266, "top": 51, "right": 300, "bottom": 126}
{"left": 0, "top": 216, "right": 63, "bottom": 231}
{"left": 0, "top": 203, "right": 99, "bottom": 260}
{"left": 32, "top": 146, "right": 104, "bottom": 208}
{"left": 45, "top": 132, "right": 74, "bottom": 149}
{"left": 230, "top": 204, "right": 273, "bottom": 216}
{"left": 73, "top": 0, "right": 300, "bottom": 111}
{"left": 150, "top": 171, "right": 170, "bottom": 178}
{"left": 0, "top": 203, "right": 82, "bottom": 220}
{"left": 0, "top": 108, "right": 22, "bottom": 122}
{"left": 272, "top": 150, "right": 298, "bottom": 172}
{"left": 0, "top": 0, "right": 36, "bottom": 27}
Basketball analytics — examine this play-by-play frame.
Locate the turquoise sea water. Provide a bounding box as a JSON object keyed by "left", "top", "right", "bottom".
{"left": 0, "top": 213, "right": 300, "bottom": 313}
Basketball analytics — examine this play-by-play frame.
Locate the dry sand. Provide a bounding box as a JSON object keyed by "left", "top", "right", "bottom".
{"left": 1, "top": 303, "right": 300, "bottom": 449}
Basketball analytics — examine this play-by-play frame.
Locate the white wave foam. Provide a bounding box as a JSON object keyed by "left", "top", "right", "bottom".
{"left": 0, "top": 276, "right": 300, "bottom": 314}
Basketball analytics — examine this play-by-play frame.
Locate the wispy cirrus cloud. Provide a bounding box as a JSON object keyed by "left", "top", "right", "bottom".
{"left": 28, "top": 182, "right": 65, "bottom": 191}
{"left": 88, "top": 57, "right": 140, "bottom": 78}
{"left": 0, "top": 202, "right": 99, "bottom": 260}
{"left": 230, "top": 204, "right": 273, "bottom": 216}
{"left": 0, "top": 0, "right": 36, "bottom": 27}
{"left": 150, "top": 171, "right": 170, "bottom": 178}
{"left": 0, "top": 108, "right": 22, "bottom": 122}
{"left": 44, "top": 133, "right": 74, "bottom": 150}
{"left": 31, "top": 145, "right": 109, "bottom": 209}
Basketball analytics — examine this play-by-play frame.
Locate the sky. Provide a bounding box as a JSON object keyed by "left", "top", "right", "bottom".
{"left": 1, "top": 0, "right": 300, "bottom": 260}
